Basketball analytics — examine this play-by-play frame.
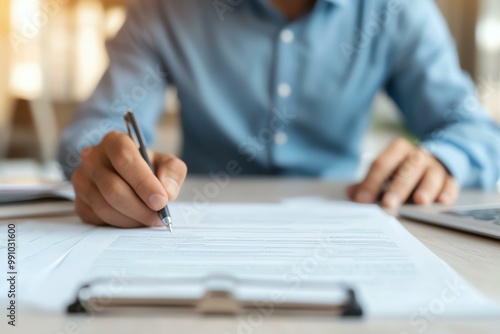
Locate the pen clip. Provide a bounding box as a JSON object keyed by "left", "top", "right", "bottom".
{"left": 67, "top": 276, "right": 363, "bottom": 317}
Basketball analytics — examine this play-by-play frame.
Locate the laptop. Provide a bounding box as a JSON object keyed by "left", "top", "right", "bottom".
{"left": 399, "top": 198, "right": 500, "bottom": 240}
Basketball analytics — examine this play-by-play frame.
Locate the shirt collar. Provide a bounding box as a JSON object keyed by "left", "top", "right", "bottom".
{"left": 321, "top": 0, "right": 350, "bottom": 7}
{"left": 258, "top": 0, "right": 350, "bottom": 8}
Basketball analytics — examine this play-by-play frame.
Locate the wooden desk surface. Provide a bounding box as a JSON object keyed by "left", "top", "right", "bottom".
{"left": 3, "top": 177, "right": 500, "bottom": 334}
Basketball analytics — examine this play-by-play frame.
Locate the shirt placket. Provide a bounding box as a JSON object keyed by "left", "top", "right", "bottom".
{"left": 268, "top": 23, "right": 299, "bottom": 170}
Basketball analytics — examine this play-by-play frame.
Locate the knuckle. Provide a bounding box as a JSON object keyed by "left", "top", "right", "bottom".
{"left": 371, "top": 158, "right": 386, "bottom": 171}
{"left": 75, "top": 201, "right": 101, "bottom": 226}
{"left": 408, "top": 149, "right": 428, "bottom": 167}
{"left": 103, "top": 131, "right": 123, "bottom": 146}
{"left": 71, "top": 171, "right": 88, "bottom": 197}
{"left": 113, "top": 149, "right": 134, "bottom": 168}
{"left": 79, "top": 147, "right": 93, "bottom": 161}
{"left": 432, "top": 158, "right": 447, "bottom": 171}
{"left": 91, "top": 199, "right": 111, "bottom": 220}
{"left": 428, "top": 165, "right": 444, "bottom": 177}
{"left": 172, "top": 158, "right": 188, "bottom": 178}
{"left": 394, "top": 171, "right": 410, "bottom": 185}
{"left": 394, "top": 137, "right": 409, "bottom": 148}
{"left": 79, "top": 154, "right": 90, "bottom": 170}
{"left": 101, "top": 182, "right": 122, "bottom": 203}
{"left": 79, "top": 150, "right": 99, "bottom": 178}
{"left": 399, "top": 155, "right": 424, "bottom": 179}
{"left": 71, "top": 170, "right": 81, "bottom": 186}
{"left": 132, "top": 175, "right": 149, "bottom": 194}
{"left": 388, "top": 179, "right": 403, "bottom": 193}
{"left": 391, "top": 171, "right": 407, "bottom": 188}
{"left": 74, "top": 200, "right": 85, "bottom": 218}
{"left": 357, "top": 182, "right": 377, "bottom": 195}
{"left": 86, "top": 187, "right": 102, "bottom": 211}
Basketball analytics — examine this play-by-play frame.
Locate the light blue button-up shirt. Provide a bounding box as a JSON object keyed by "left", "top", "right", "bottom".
{"left": 59, "top": 0, "right": 500, "bottom": 189}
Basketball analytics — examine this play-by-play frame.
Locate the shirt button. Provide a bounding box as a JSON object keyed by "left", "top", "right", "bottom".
{"left": 274, "top": 131, "right": 288, "bottom": 145}
{"left": 280, "top": 29, "right": 295, "bottom": 44}
{"left": 277, "top": 83, "right": 292, "bottom": 98}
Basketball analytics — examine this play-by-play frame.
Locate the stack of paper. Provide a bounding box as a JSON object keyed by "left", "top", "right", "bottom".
{"left": 0, "top": 159, "right": 74, "bottom": 204}
{"left": 0, "top": 182, "right": 75, "bottom": 204}
{"left": 2, "top": 201, "right": 499, "bottom": 319}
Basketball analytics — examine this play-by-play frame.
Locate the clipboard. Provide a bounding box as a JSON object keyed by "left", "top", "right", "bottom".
{"left": 67, "top": 275, "right": 363, "bottom": 317}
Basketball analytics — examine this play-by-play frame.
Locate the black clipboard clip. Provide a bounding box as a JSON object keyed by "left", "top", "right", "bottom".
{"left": 67, "top": 275, "right": 363, "bottom": 317}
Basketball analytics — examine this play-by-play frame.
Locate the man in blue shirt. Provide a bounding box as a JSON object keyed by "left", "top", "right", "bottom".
{"left": 59, "top": 0, "right": 500, "bottom": 228}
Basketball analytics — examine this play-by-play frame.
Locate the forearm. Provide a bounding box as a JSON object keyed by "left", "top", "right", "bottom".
{"left": 58, "top": 112, "right": 125, "bottom": 179}
{"left": 57, "top": 0, "right": 167, "bottom": 179}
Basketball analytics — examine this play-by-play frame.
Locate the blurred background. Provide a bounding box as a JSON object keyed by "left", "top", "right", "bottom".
{"left": 0, "top": 0, "right": 499, "bottom": 181}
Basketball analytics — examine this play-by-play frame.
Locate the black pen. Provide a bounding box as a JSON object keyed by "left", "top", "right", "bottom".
{"left": 123, "top": 110, "right": 173, "bottom": 232}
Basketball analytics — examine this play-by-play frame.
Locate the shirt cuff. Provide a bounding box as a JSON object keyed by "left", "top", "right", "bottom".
{"left": 420, "top": 140, "right": 471, "bottom": 188}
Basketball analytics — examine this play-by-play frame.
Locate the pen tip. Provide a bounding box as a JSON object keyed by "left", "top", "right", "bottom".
{"left": 161, "top": 217, "right": 173, "bottom": 233}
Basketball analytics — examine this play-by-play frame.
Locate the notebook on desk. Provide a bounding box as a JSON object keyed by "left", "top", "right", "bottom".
{"left": 0, "top": 198, "right": 75, "bottom": 219}
{"left": 0, "top": 180, "right": 74, "bottom": 203}
{"left": 0, "top": 181, "right": 75, "bottom": 219}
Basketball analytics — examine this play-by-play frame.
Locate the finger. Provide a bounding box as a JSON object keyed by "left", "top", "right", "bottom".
{"left": 75, "top": 159, "right": 161, "bottom": 228}
{"left": 346, "top": 184, "right": 358, "bottom": 200}
{"left": 92, "top": 165, "right": 164, "bottom": 227}
{"left": 152, "top": 153, "right": 188, "bottom": 201}
{"left": 354, "top": 138, "right": 413, "bottom": 203}
{"left": 74, "top": 196, "right": 106, "bottom": 226}
{"left": 103, "top": 132, "right": 169, "bottom": 211}
{"left": 437, "top": 176, "right": 460, "bottom": 205}
{"left": 85, "top": 181, "right": 144, "bottom": 229}
{"left": 71, "top": 169, "right": 92, "bottom": 207}
{"left": 382, "top": 149, "right": 430, "bottom": 208}
{"left": 413, "top": 166, "right": 447, "bottom": 205}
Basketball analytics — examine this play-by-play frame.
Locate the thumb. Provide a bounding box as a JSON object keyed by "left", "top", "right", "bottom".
{"left": 151, "top": 151, "right": 188, "bottom": 201}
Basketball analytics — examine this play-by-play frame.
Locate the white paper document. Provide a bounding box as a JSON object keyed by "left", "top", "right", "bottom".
{"left": 0, "top": 220, "right": 94, "bottom": 261}
{"left": 4, "top": 201, "right": 500, "bottom": 319}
